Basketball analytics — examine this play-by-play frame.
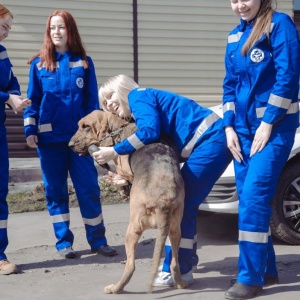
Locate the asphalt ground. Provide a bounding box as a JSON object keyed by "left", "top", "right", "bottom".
{"left": 2, "top": 158, "right": 300, "bottom": 300}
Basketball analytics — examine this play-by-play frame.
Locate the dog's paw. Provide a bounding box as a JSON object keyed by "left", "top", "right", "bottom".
{"left": 104, "top": 284, "right": 123, "bottom": 294}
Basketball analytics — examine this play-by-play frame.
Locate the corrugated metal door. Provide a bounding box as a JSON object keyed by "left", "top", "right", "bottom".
{"left": 4, "top": 0, "right": 133, "bottom": 157}
{"left": 2, "top": 0, "right": 297, "bottom": 157}
{"left": 137, "top": 0, "right": 294, "bottom": 106}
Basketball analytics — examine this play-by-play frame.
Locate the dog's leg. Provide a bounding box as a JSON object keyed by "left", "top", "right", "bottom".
{"left": 168, "top": 204, "right": 189, "bottom": 289}
{"left": 148, "top": 209, "right": 171, "bottom": 293}
{"left": 104, "top": 222, "right": 142, "bottom": 294}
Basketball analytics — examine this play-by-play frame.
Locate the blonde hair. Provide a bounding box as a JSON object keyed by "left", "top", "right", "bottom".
{"left": 99, "top": 74, "right": 139, "bottom": 118}
{"left": 242, "top": 0, "right": 277, "bottom": 55}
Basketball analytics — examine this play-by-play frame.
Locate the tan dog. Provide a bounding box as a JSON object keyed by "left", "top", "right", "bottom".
{"left": 69, "top": 110, "right": 187, "bottom": 293}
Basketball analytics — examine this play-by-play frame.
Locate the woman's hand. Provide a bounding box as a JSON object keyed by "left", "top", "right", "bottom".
{"left": 250, "top": 121, "right": 273, "bottom": 157}
{"left": 6, "top": 95, "right": 31, "bottom": 113}
{"left": 92, "top": 147, "right": 118, "bottom": 164}
{"left": 26, "top": 135, "right": 38, "bottom": 148}
{"left": 225, "top": 126, "right": 243, "bottom": 163}
{"left": 103, "top": 171, "right": 129, "bottom": 186}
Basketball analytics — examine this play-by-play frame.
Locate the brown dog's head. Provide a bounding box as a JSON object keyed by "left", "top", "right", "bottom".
{"left": 68, "top": 110, "right": 129, "bottom": 155}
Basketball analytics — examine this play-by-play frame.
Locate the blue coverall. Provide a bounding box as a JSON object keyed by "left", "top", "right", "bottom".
{"left": 23, "top": 52, "right": 108, "bottom": 251}
{"left": 0, "top": 45, "right": 21, "bottom": 261}
{"left": 113, "top": 87, "right": 232, "bottom": 274}
{"left": 223, "top": 12, "right": 300, "bottom": 286}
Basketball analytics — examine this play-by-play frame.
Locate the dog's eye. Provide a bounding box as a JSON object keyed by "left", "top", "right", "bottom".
{"left": 82, "top": 125, "right": 91, "bottom": 132}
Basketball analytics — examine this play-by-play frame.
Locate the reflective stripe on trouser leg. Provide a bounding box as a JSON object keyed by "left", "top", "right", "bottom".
{"left": 235, "top": 131, "right": 295, "bottom": 286}
{"left": 69, "top": 149, "right": 107, "bottom": 249}
{"left": 0, "top": 128, "right": 9, "bottom": 260}
{"left": 162, "top": 234, "right": 197, "bottom": 273}
{"left": 37, "top": 143, "right": 74, "bottom": 251}
{"left": 162, "top": 134, "right": 232, "bottom": 274}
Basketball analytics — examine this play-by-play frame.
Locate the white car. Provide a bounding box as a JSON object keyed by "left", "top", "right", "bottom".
{"left": 200, "top": 104, "right": 300, "bottom": 245}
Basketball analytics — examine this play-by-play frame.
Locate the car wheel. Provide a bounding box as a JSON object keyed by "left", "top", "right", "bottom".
{"left": 270, "top": 159, "right": 300, "bottom": 245}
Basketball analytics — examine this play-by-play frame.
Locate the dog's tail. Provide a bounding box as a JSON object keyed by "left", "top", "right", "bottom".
{"left": 148, "top": 207, "right": 173, "bottom": 293}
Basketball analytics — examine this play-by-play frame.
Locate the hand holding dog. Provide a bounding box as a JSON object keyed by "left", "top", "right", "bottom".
{"left": 103, "top": 171, "right": 128, "bottom": 186}
{"left": 92, "top": 147, "right": 118, "bottom": 164}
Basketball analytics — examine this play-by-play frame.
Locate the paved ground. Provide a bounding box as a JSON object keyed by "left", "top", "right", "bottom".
{"left": 3, "top": 158, "right": 300, "bottom": 300}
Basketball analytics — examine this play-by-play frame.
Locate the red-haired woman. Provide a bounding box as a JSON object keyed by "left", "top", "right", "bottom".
{"left": 0, "top": 4, "right": 31, "bottom": 275}
{"left": 23, "top": 10, "right": 117, "bottom": 259}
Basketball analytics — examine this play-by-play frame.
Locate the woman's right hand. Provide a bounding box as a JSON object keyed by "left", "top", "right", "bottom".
{"left": 26, "top": 135, "right": 38, "bottom": 148}
{"left": 6, "top": 95, "right": 31, "bottom": 113}
{"left": 225, "top": 126, "right": 243, "bottom": 163}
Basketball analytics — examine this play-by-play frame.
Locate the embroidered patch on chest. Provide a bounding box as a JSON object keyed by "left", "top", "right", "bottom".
{"left": 76, "top": 77, "right": 84, "bottom": 88}
{"left": 250, "top": 48, "right": 264, "bottom": 63}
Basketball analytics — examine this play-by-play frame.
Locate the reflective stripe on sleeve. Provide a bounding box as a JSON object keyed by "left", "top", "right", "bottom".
{"left": 223, "top": 102, "right": 235, "bottom": 114}
{"left": 268, "top": 94, "right": 292, "bottom": 110}
{"left": 127, "top": 133, "right": 145, "bottom": 150}
{"left": 24, "top": 117, "right": 36, "bottom": 126}
{"left": 38, "top": 124, "right": 52, "bottom": 133}
{"left": 256, "top": 102, "right": 298, "bottom": 118}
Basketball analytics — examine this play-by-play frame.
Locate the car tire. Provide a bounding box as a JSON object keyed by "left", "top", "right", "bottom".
{"left": 270, "top": 159, "right": 300, "bottom": 245}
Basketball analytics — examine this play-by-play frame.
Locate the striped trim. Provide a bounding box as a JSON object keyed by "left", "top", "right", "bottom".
{"left": 82, "top": 213, "right": 103, "bottom": 226}
{"left": 270, "top": 23, "right": 274, "bottom": 33}
{"left": 228, "top": 31, "right": 243, "bottom": 43}
{"left": 37, "top": 61, "right": 60, "bottom": 71}
{"left": 223, "top": 102, "right": 235, "bottom": 114}
{"left": 269, "top": 94, "right": 292, "bottom": 110}
{"left": 38, "top": 123, "right": 52, "bottom": 133}
{"left": 239, "top": 230, "right": 269, "bottom": 244}
{"left": 51, "top": 213, "right": 70, "bottom": 223}
{"left": 69, "top": 60, "right": 83, "bottom": 68}
{"left": 24, "top": 117, "right": 36, "bottom": 126}
{"left": 0, "top": 50, "right": 8, "bottom": 59}
{"left": 181, "top": 112, "right": 220, "bottom": 158}
{"left": 256, "top": 102, "right": 298, "bottom": 118}
{"left": 7, "top": 90, "right": 21, "bottom": 95}
{"left": 165, "top": 234, "right": 197, "bottom": 250}
{"left": 127, "top": 133, "right": 145, "bottom": 150}
{"left": 0, "top": 220, "right": 8, "bottom": 229}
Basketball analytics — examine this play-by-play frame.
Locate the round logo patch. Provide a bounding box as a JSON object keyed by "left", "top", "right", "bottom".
{"left": 250, "top": 48, "right": 264, "bottom": 63}
{"left": 76, "top": 77, "right": 84, "bottom": 88}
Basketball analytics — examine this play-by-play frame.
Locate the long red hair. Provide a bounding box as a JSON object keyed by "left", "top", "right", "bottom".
{"left": 28, "top": 10, "right": 88, "bottom": 71}
{"left": 0, "top": 4, "right": 13, "bottom": 20}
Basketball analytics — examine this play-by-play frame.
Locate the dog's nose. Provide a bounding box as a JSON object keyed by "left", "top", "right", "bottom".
{"left": 68, "top": 140, "right": 74, "bottom": 148}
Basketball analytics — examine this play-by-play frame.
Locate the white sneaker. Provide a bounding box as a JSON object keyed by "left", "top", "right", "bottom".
{"left": 153, "top": 270, "right": 194, "bottom": 287}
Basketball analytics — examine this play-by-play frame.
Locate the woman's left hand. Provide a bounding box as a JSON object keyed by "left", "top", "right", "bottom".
{"left": 92, "top": 147, "right": 118, "bottom": 164}
{"left": 250, "top": 121, "right": 273, "bottom": 157}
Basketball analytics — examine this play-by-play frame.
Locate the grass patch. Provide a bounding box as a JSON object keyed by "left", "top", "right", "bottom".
{"left": 7, "top": 180, "right": 129, "bottom": 214}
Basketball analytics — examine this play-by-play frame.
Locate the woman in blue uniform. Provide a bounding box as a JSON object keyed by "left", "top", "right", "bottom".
{"left": 93, "top": 74, "right": 232, "bottom": 286}
{"left": 0, "top": 4, "right": 31, "bottom": 275}
{"left": 23, "top": 10, "right": 117, "bottom": 259}
{"left": 223, "top": 1, "right": 300, "bottom": 299}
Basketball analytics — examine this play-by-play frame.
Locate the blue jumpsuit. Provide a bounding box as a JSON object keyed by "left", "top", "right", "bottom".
{"left": 223, "top": 12, "right": 300, "bottom": 286}
{"left": 23, "top": 52, "right": 108, "bottom": 252}
{"left": 0, "top": 45, "right": 21, "bottom": 261}
{"left": 113, "top": 87, "right": 232, "bottom": 274}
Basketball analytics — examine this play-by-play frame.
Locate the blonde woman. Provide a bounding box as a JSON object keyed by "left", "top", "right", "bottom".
{"left": 94, "top": 74, "right": 232, "bottom": 286}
